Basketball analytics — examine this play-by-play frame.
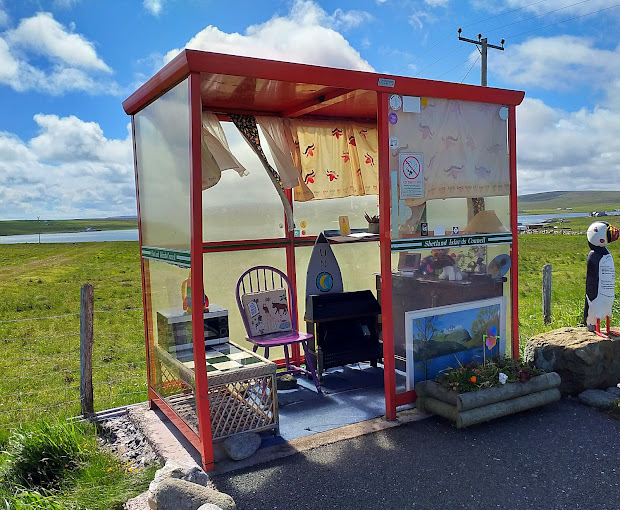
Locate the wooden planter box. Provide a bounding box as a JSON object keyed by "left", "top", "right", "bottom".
{"left": 415, "top": 372, "right": 561, "bottom": 428}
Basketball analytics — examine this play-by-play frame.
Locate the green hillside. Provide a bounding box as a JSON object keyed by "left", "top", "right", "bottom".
{"left": 0, "top": 217, "right": 137, "bottom": 236}
{"left": 518, "top": 191, "right": 620, "bottom": 213}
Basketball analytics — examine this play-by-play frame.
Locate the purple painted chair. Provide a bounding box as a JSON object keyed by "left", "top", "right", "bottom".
{"left": 235, "top": 266, "right": 321, "bottom": 393}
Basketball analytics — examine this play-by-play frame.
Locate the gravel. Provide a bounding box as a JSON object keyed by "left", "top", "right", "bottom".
{"left": 98, "top": 414, "right": 161, "bottom": 470}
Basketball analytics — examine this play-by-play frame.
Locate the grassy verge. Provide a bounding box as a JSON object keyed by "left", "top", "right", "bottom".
{"left": 0, "top": 242, "right": 145, "bottom": 428}
{"left": 0, "top": 419, "right": 159, "bottom": 510}
{"left": 0, "top": 219, "right": 137, "bottom": 236}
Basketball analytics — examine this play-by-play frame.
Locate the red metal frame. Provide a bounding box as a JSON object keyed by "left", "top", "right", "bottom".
{"left": 509, "top": 105, "right": 520, "bottom": 358}
{"left": 189, "top": 72, "right": 215, "bottom": 471}
{"left": 125, "top": 49, "right": 525, "bottom": 471}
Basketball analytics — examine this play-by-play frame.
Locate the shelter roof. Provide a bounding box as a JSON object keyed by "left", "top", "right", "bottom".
{"left": 123, "top": 49, "right": 525, "bottom": 119}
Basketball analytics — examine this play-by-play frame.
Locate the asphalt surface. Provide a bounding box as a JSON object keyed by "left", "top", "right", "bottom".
{"left": 212, "top": 398, "right": 620, "bottom": 510}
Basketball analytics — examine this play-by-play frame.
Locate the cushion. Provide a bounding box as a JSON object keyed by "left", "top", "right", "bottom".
{"left": 241, "top": 289, "right": 293, "bottom": 337}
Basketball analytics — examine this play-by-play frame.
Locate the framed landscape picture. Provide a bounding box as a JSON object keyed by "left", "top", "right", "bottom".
{"left": 405, "top": 297, "right": 506, "bottom": 390}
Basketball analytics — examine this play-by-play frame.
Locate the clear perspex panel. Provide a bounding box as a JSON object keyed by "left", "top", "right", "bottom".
{"left": 386, "top": 97, "right": 513, "bottom": 393}
{"left": 133, "top": 78, "right": 199, "bottom": 431}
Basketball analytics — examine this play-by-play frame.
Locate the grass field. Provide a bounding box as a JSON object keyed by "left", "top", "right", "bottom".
{"left": 0, "top": 218, "right": 137, "bottom": 236}
{"left": 0, "top": 242, "right": 145, "bottom": 427}
{"left": 518, "top": 190, "right": 620, "bottom": 214}
{"left": 0, "top": 233, "right": 618, "bottom": 431}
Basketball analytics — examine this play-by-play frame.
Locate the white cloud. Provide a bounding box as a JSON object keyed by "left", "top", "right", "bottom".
{"left": 0, "top": 11, "right": 118, "bottom": 95}
{"left": 0, "top": 116, "right": 135, "bottom": 220}
{"left": 163, "top": 0, "right": 373, "bottom": 72}
{"left": 495, "top": 36, "right": 620, "bottom": 91}
{"left": 425, "top": 0, "right": 450, "bottom": 7}
{"left": 408, "top": 10, "right": 438, "bottom": 30}
{"left": 143, "top": 0, "right": 163, "bottom": 16}
{"left": 517, "top": 98, "right": 620, "bottom": 194}
{"left": 6, "top": 12, "right": 110, "bottom": 72}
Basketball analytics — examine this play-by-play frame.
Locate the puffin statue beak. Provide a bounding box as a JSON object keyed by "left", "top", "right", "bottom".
{"left": 608, "top": 225, "right": 620, "bottom": 243}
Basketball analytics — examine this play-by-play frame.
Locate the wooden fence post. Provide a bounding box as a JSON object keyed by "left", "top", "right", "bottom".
{"left": 80, "top": 283, "right": 94, "bottom": 417}
{"left": 542, "top": 264, "right": 552, "bottom": 324}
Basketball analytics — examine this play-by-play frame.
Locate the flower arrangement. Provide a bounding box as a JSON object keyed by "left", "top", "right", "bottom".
{"left": 436, "top": 356, "right": 545, "bottom": 393}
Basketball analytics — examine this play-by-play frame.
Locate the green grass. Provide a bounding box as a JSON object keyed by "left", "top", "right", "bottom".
{"left": 0, "top": 233, "right": 615, "bottom": 430}
{"left": 0, "top": 219, "right": 137, "bottom": 237}
{"left": 0, "top": 420, "right": 159, "bottom": 510}
{"left": 0, "top": 242, "right": 145, "bottom": 428}
{"left": 518, "top": 190, "right": 620, "bottom": 213}
{"left": 517, "top": 233, "right": 620, "bottom": 350}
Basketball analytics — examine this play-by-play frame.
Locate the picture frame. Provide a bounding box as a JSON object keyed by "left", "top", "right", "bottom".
{"left": 404, "top": 297, "right": 506, "bottom": 390}
{"left": 398, "top": 252, "right": 421, "bottom": 272}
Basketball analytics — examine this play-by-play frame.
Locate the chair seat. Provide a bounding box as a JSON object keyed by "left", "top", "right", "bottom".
{"left": 247, "top": 330, "right": 313, "bottom": 348}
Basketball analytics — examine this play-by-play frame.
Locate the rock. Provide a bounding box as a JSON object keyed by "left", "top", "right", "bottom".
{"left": 222, "top": 432, "right": 262, "bottom": 461}
{"left": 524, "top": 327, "right": 620, "bottom": 394}
{"left": 151, "top": 478, "right": 235, "bottom": 510}
{"left": 277, "top": 374, "right": 298, "bottom": 390}
{"left": 197, "top": 505, "right": 224, "bottom": 510}
{"left": 148, "top": 460, "right": 209, "bottom": 495}
{"left": 606, "top": 386, "right": 620, "bottom": 398}
{"left": 578, "top": 389, "right": 619, "bottom": 409}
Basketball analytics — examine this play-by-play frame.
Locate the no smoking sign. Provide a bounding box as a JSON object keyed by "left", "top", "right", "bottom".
{"left": 398, "top": 152, "right": 424, "bottom": 199}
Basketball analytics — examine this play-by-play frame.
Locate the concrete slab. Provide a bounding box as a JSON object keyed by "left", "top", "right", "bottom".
{"left": 127, "top": 401, "right": 431, "bottom": 476}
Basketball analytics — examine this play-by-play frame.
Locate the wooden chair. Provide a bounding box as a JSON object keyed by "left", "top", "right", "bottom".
{"left": 235, "top": 266, "right": 321, "bottom": 393}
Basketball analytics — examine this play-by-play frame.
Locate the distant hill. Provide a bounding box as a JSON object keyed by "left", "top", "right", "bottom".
{"left": 518, "top": 191, "right": 620, "bottom": 212}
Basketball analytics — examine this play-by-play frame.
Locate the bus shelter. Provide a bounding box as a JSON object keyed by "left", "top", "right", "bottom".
{"left": 123, "top": 49, "right": 525, "bottom": 471}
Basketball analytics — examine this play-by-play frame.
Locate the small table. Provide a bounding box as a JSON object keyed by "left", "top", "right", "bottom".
{"left": 154, "top": 342, "right": 279, "bottom": 440}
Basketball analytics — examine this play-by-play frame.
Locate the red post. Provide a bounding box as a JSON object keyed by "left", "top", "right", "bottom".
{"left": 189, "top": 72, "right": 215, "bottom": 471}
{"left": 378, "top": 92, "right": 397, "bottom": 421}
{"left": 508, "top": 105, "right": 520, "bottom": 358}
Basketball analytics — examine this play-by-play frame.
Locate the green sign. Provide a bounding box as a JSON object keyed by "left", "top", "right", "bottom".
{"left": 141, "top": 246, "right": 191, "bottom": 267}
{"left": 391, "top": 233, "right": 512, "bottom": 252}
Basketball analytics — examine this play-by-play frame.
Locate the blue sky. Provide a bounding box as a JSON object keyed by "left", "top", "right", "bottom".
{"left": 1, "top": 0, "right": 619, "bottom": 220}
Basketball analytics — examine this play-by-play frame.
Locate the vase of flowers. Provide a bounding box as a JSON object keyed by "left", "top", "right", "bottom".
{"left": 415, "top": 357, "right": 561, "bottom": 428}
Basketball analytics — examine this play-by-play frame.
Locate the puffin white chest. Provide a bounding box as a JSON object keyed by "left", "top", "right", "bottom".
{"left": 598, "top": 253, "right": 615, "bottom": 299}
{"left": 586, "top": 253, "right": 615, "bottom": 324}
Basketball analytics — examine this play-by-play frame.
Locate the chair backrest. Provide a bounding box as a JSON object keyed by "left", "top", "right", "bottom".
{"left": 236, "top": 266, "right": 299, "bottom": 339}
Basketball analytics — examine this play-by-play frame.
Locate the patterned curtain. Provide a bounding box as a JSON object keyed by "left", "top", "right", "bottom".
{"left": 290, "top": 120, "right": 379, "bottom": 202}
{"left": 230, "top": 114, "right": 294, "bottom": 231}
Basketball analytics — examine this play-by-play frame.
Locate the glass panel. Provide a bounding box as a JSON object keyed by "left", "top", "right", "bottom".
{"left": 146, "top": 259, "right": 200, "bottom": 433}
{"left": 293, "top": 195, "right": 379, "bottom": 238}
{"left": 201, "top": 123, "right": 287, "bottom": 242}
{"left": 388, "top": 97, "right": 510, "bottom": 240}
{"left": 386, "top": 96, "right": 513, "bottom": 395}
{"left": 203, "top": 248, "right": 287, "bottom": 356}
{"left": 134, "top": 78, "right": 191, "bottom": 250}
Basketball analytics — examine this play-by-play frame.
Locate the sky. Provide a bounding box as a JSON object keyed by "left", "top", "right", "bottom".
{"left": 1, "top": 0, "right": 620, "bottom": 220}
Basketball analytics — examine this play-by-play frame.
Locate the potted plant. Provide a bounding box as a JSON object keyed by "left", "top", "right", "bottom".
{"left": 365, "top": 212, "right": 380, "bottom": 234}
{"left": 415, "top": 357, "right": 561, "bottom": 428}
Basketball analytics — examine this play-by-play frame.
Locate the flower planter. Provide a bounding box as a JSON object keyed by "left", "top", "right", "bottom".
{"left": 415, "top": 372, "right": 561, "bottom": 428}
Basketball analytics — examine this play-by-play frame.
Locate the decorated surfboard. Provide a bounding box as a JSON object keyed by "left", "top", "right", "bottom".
{"left": 306, "top": 232, "right": 344, "bottom": 297}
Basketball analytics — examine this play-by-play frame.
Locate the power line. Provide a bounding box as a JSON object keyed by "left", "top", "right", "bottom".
{"left": 505, "top": 2, "right": 620, "bottom": 40}
{"left": 461, "top": 55, "right": 481, "bottom": 83}
{"left": 434, "top": 53, "right": 479, "bottom": 80}
{"left": 485, "top": 0, "right": 593, "bottom": 35}
{"left": 393, "top": 0, "right": 555, "bottom": 74}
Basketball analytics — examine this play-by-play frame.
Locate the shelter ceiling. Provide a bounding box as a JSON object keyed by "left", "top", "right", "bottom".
{"left": 199, "top": 72, "right": 377, "bottom": 120}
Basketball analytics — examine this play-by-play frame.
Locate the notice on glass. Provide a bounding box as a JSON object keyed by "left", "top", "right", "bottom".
{"left": 398, "top": 153, "right": 424, "bottom": 199}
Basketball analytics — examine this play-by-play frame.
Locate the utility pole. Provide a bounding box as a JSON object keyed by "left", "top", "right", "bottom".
{"left": 458, "top": 29, "right": 504, "bottom": 86}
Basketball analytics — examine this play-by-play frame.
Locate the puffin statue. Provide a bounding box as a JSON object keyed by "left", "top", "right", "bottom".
{"left": 584, "top": 220, "right": 620, "bottom": 338}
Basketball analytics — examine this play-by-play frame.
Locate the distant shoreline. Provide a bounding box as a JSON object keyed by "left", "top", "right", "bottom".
{"left": 0, "top": 218, "right": 137, "bottom": 236}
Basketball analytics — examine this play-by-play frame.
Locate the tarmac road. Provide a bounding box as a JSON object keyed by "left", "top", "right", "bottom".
{"left": 212, "top": 398, "right": 620, "bottom": 510}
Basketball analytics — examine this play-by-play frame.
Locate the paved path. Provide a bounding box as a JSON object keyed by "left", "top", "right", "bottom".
{"left": 212, "top": 398, "right": 620, "bottom": 510}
